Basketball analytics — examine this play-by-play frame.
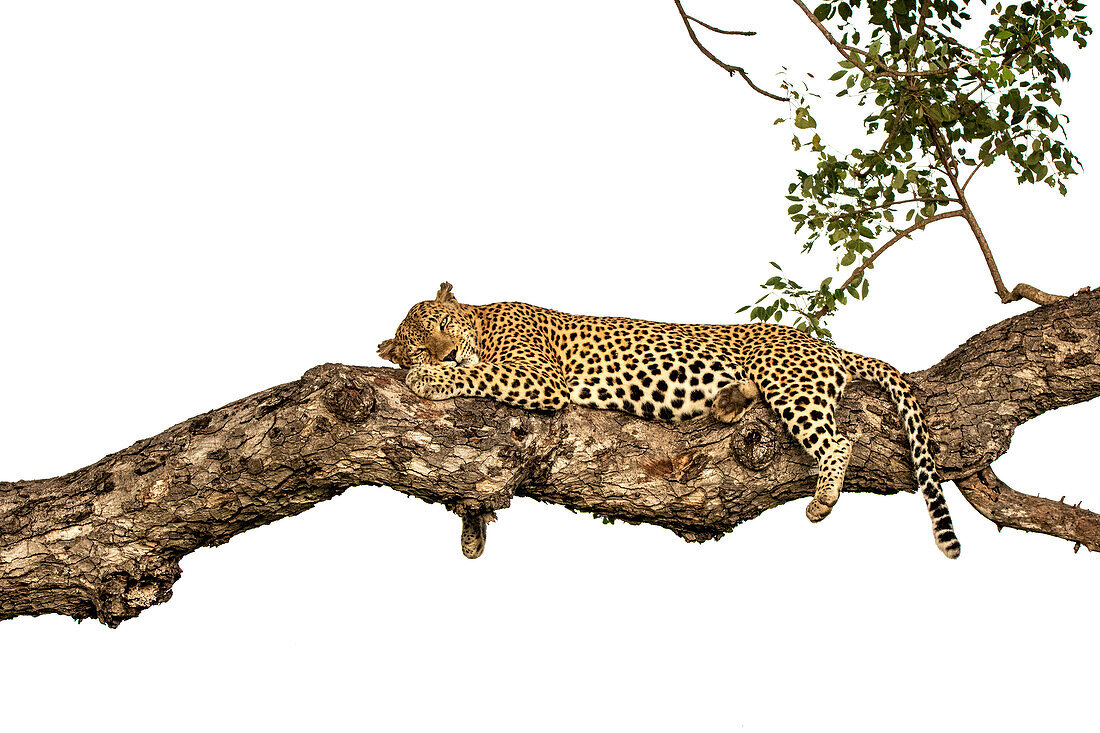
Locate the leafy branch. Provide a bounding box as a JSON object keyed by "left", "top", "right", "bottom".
{"left": 675, "top": 0, "right": 1091, "bottom": 338}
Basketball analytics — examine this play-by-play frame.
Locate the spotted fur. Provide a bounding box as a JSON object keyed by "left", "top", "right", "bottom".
{"left": 379, "top": 283, "right": 960, "bottom": 558}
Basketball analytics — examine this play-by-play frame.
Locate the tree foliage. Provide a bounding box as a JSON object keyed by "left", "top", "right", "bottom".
{"left": 703, "top": 1, "right": 1092, "bottom": 338}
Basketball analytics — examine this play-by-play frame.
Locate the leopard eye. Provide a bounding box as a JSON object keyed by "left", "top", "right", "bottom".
{"left": 440, "top": 316, "right": 451, "bottom": 330}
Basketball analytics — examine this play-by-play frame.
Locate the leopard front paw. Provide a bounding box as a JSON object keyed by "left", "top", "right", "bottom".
{"left": 406, "top": 365, "right": 459, "bottom": 400}
{"left": 805, "top": 497, "right": 834, "bottom": 523}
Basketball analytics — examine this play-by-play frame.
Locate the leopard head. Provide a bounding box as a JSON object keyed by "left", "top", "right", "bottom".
{"left": 377, "top": 282, "right": 480, "bottom": 368}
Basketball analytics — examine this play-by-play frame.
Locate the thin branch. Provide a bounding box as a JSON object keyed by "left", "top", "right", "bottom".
{"left": 893, "top": 64, "right": 962, "bottom": 78}
{"left": 684, "top": 15, "right": 756, "bottom": 36}
{"left": 673, "top": 1, "right": 787, "bottom": 101}
{"left": 925, "top": 120, "right": 1067, "bottom": 307}
{"left": 956, "top": 467, "right": 1100, "bottom": 552}
{"left": 828, "top": 196, "right": 956, "bottom": 220}
{"left": 968, "top": 129, "right": 1042, "bottom": 191}
{"left": 960, "top": 161, "right": 983, "bottom": 192}
{"left": 855, "top": 103, "right": 908, "bottom": 180}
{"left": 913, "top": 0, "right": 932, "bottom": 42}
{"left": 790, "top": 0, "right": 959, "bottom": 79}
{"left": 905, "top": 164, "right": 952, "bottom": 178}
{"left": 926, "top": 120, "right": 1012, "bottom": 299}
{"left": 925, "top": 118, "right": 959, "bottom": 175}
{"left": 847, "top": 43, "right": 962, "bottom": 77}
{"left": 814, "top": 209, "right": 965, "bottom": 317}
{"left": 790, "top": 0, "right": 876, "bottom": 75}
{"left": 959, "top": 74, "right": 992, "bottom": 101}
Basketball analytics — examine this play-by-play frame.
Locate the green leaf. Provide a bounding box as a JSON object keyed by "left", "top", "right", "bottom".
{"left": 813, "top": 3, "right": 831, "bottom": 21}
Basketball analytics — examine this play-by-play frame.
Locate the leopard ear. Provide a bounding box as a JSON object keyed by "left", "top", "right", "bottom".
{"left": 435, "top": 282, "right": 456, "bottom": 304}
{"left": 377, "top": 339, "right": 400, "bottom": 364}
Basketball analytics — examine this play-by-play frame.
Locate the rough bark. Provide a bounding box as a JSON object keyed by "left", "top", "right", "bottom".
{"left": 2, "top": 291, "right": 1099, "bottom": 626}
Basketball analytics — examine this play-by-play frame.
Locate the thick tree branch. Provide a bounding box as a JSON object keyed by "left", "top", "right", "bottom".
{"left": 2, "top": 292, "right": 1100, "bottom": 626}
{"left": 956, "top": 467, "right": 1100, "bottom": 553}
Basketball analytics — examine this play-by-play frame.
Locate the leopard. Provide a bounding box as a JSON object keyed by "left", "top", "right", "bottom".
{"left": 379, "top": 282, "right": 960, "bottom": 558}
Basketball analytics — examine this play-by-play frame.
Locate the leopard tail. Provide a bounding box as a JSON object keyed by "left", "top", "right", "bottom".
{"left": 837, "top": 349, "right": 961, "bottom": 559}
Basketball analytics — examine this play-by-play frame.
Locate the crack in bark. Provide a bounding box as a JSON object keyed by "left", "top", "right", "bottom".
{"left": 2, "top": 292, "right": 1100, "bottom": 626}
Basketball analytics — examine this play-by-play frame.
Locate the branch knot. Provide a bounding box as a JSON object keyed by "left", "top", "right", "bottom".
{"left": 730, "top": 419, "right": 782, "bottom": 471}
{"left": 304, "top": 364, "right": 376, "bottom": 422}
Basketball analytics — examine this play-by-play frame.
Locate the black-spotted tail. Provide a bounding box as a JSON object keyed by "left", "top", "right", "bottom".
{"left": 838, "top": 350, "right": 961, "bottom": 558}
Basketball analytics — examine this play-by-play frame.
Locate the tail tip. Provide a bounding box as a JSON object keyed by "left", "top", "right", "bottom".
{"left": 939, "top": 538, "right": 961, "bottom": 559}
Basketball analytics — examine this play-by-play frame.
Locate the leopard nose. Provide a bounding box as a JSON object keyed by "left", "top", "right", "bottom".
{"left": 444, "top": 349, "right": 458, "bottom": 362}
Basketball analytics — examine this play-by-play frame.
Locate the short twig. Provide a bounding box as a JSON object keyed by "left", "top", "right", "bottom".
{"left": 684, "top": 15, "right": 756, "bottom": 36}
{"left": 673, "top": 1, "right": 787, "bottom": 102}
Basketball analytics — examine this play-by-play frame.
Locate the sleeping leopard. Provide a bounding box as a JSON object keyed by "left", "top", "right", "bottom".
{"left": 379, "top": 282, "right": 960, "bottom": 558}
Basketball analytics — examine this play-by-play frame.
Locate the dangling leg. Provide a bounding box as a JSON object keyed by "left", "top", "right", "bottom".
{"left": 762, "top": 368, "right": 852, "bottom": 522}
{"left": 805, "top": 434, "right": 852, "bottom": 522}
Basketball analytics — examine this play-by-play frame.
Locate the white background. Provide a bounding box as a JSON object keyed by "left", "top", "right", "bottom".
{"left": 2, "top": 2, "right": 1098, "bottom": 731}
